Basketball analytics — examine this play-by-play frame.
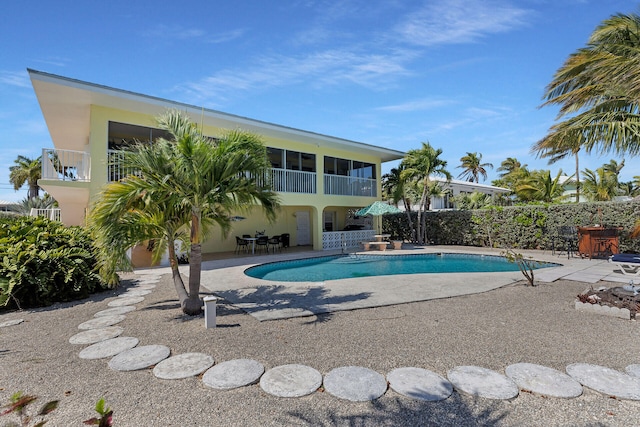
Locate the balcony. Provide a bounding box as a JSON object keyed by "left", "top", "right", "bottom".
{"left": 42, "top": 148, "right": 91, "bottom": 181}
{"left": 324, "top": 175, "right": 377, "bottom": 197}
{"left": 269, "top": 169, "right": 316, "bottom": 194}
{"left": 30, "top": 208, "right": 61, "bottom": 222}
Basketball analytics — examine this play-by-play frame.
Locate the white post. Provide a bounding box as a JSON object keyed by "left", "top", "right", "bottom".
{"left": 204, "top": 296, "right": 218, "bottom": 328}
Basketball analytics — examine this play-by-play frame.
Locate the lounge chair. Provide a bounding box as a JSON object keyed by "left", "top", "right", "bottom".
{"left": 609, "top": 253, "right": 640, "bottom": 276}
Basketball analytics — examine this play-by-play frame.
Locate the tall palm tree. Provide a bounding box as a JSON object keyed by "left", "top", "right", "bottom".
{"left": 457, "top": 152, "right": 493, "bottom": 183}
{"left": 538, "top": 13, "right": 640, "bottom": 159}
{"left": 400, "top": 142, "right": 451, "bottom": 244}
{"left": 381, "top": 167, "right": 404, "bottom": 208}
{"left": 531, "top": 130, "right": 583, "bottom": 202}
{"left": 496, "top": 157, "right": 523, "bottom": 177}
{"left": 90, "top": 110, "right": 280, "bottom": 315}
{"left": 581, "top": 167, "right": 620, "bottom": 201}
{"left": 515, "top": 170, "right": 569, "bottom": 203}
{"left": 9, "top": 155, "right": 41, "bottom": 199}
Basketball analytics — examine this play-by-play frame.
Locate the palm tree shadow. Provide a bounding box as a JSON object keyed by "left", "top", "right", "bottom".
{"left": 283, "top": 393, "right": 510, "bottom": 426}
{"left": 214, "top": 284, "right": 372, "bottom": 323}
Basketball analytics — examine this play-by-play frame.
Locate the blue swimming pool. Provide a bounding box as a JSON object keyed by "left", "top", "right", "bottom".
{"left": 244, "top": 253, "right": 557, "bottom": 282}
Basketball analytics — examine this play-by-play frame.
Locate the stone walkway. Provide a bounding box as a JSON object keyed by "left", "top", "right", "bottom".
{"left": 46, "top": 261, "right": 640, "bottom": 404}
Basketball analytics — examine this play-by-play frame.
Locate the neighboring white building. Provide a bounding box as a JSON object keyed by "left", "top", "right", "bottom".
{"left": 429, "top": 177, "right": 511, "bottom": 210}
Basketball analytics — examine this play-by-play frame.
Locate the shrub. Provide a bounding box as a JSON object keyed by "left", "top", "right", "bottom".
{"left": 0, "top": 216, "right": 107, "bottom": 308}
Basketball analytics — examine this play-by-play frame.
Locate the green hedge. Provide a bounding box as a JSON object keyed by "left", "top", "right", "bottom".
{"left": 0, "top": 216, "right": 107, "bottom": 308}
{"left": 383, "top": 200, "right": 640, "bottom": 253}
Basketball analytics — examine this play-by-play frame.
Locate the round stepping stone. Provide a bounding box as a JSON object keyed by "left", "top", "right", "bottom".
{"left": 626, "top": 365, "right": 640, "bottom": 378}
{"left": 505, "top": 363, "right": 582, "bottom": 398}
{"left": 153, "top": 353, "right": 214, "bottom": 380}
{"left": 79, "top": 337, "right": 139, "bottom": 360}
{"left": 69, "top": 327, "right": 124, "bottom": 345}
{"left": 566, "top": 363, "right": 640, "bottom": 400}
{"left": 118, "top": 289, "right": 152, "bottom": 297}
{"left": 0, "top": 319, "right": 24, "bottom": 328}
{"left": 323, "top": 366, "right": 387, "bottom": 402}
{"left": 447, "top": 366, "right": 519, "bottom": 400}
{"left": 387, "top": 367, "right": 453, "bottom": 402}
{"left": 78, "top": 315, "right": 126, "bottom": 330}
{"left": 94, "top": 306, "right": 136, "bottom": 317}
{"left": 260, "top": 364, "right": 322, "bottom": 398}
{"left": 108, "top": 344, "right": 171, "bottom": 371}
{"left": 108, "top": 296, "right": 144, "bottom": 307}
{"left": 203, "top": 359, "right": 265, "bottom": 390}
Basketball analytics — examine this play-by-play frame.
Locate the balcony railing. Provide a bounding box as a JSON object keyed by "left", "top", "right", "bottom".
{"left": 29, "top": 208, "right": 61, "bottom": 222}
{"left": 324, "top": 175, "right": 377, "bottom": 197}
{"left": 42, "top": 148, "right": 90, "bottom": 182}
{"left": 269, "top": 169, "right": 316, "bottom": 194}
{"left": 108, "top": 150, "right": 138, "bottom": 182}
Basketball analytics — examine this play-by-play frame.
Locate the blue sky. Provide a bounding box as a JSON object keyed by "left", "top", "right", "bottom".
{"left": 0, "top": 0, "right": 638, "bottom": 202}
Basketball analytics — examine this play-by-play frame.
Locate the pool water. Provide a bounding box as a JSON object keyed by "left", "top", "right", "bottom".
{"left": 244, "top": 253, "right": 557, "bottom": 282}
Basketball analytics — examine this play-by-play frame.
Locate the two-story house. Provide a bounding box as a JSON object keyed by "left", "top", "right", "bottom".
{"left": 29, "top": 69, "right": 405, "bottom": 256}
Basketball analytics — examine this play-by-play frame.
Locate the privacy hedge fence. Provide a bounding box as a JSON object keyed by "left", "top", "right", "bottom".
{"left": 0, "top": 216, "right": 107, "bottom": 309}
{"left": 383, "top": 200, "right": 640, "bottom": 253}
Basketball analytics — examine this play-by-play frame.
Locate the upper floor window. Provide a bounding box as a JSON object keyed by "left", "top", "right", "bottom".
{"left": 324, "top": 157, "right": 376, "bottom": 179}
{"left": 267, "top": 148, "right": 316, "bottom": 172}
{"left": 108, "top": 122, "right": 172, "bottom": 150}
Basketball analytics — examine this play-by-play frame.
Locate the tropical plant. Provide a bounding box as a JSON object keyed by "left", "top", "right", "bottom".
{"left": 9, "top": 155, "right": 42, "bottom": 199}
{"left": 532, "top": 130, "right": 583, "bottom": 202}
{"left": 457, "top": 152, "right": 493, "bottom": 183}
{"left": 89, "top": 110, "right": 279, "bottom": 315}
{"left": 0, "top": 216, "right": 105, "bottom": 308}
{"left": 453, "top": 191, "right": 493, "bottom": 210}
{"left": 496, "top": 157, "right": 524, "bottom": 177}
{"left": 400, "top": 142, "right": 451, "bottom": 244}
{"left": 581, "top": 166, "right": 621, "bottom": 201}
{"left": 537, "top": 13, "right": 640, "bottom": 160}
{"left": 502, "top": 249, "right": 537, "bottom": 286}
{"left": 381, "top": 167, "right": 405, "bottom": 208}
{"left": 8, "top": 195, "right": 56, "bottom": 216}
{"left": 515, "top": 170, "right": 569, "bottom": 203}
{"left": 0, "top": 391, "right": 58, "bottom": 427}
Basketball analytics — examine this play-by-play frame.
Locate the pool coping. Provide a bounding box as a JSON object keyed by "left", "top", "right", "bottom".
{"left": 150, "top": 246, "right": 620, "bottom": 322}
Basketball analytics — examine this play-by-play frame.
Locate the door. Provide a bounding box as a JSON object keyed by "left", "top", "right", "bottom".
{"left": 296, "top": 211, "right": 311, "bottom": 245}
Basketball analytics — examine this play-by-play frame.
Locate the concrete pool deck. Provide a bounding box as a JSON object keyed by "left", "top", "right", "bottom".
{"left": 178, "top": 245, "right": 624, "bottom": 321}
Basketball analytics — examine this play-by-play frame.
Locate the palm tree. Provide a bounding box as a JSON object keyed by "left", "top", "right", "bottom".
{"left": 496, "top": 157, "right": 523, "bottom": 177}
{"left": 400, "top": 142, "right": 451, "bottom": 244}
{"left": 381, "top": 167, "right": 404, "bottom": 208}
{"left": 515, "top": 170, "right": 569, "bottom": 203}
{"left": 9, "top": 155, "right": 41, "bottom": 199}
{"left": 532, "top": 130, "right": 583, "bottom": 202}
{"left": 89, "top": 110, "right": 280, "bottom": 315}
{"left": 457, "top": 152, "right": 493, "bottom": 183}
{"left": 581, "top": 167, "right": 620, "bottom": 201}
{"left": 538, "top": 13, "right": 640, "bottom": 159}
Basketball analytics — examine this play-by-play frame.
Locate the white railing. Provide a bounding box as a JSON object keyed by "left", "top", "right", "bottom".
{"left": 108, "top": 150, "right": 139, "bottom": 182}
{"left": 270, "top": 169, "right": 316, "bottom": 194}
{"left": 324, "top": 175, "right": 377, "bottom": 197}
{"left": 322, "top": 230, "right": 376, "bottom": 250}
{"left": 29, "top": 208, "right": 61, "bottom": 222}
{"left": 42, "top": 148, "right": 90, "bottom": 182}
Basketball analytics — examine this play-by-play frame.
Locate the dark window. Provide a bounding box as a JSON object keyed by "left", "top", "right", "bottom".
{"left": 267, "top": 148, "right": 283, "bottom": 168}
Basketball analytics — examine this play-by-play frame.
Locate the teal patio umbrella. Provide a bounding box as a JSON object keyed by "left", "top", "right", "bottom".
{"left": 355, "top": 201, "right": 401, "bottom": 233}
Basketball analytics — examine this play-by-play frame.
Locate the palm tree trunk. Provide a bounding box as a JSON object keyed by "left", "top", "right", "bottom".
{"left": 167, "top": 236, "right": 188, "bottom": 304}
{"left": 183, "top": 212, "right": 203, "bottom": 315}
{"left": 575, "top": 152, "right": 580, "bottom": 203}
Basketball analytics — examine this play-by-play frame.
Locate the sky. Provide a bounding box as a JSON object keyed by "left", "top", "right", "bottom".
{"left": 1, "top": 0, "right": 638, "bottom": 202}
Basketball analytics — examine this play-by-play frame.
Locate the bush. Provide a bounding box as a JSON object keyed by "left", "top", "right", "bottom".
{"left": 0, "top": 216, "right": 107, "bottom": 309}
{"left": 383, "top": 200, "right": 640, "bottom": 253}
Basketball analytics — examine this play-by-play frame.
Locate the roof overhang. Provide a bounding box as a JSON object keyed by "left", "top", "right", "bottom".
{"left": 28, "top": 69, "right": 406, "bottom": 162}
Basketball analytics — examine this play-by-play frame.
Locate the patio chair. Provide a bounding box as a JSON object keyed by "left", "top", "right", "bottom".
{"left": 280, "top": 233, "right": 290, "bottom": 249}
{"left": 609, "top": 253, "right": 640, "bottom": 276}
{"left": 235, "top": 236, "right": 249, "bottom": 254}
{"left": 557, "top": 226, "right": 578, "bottom": 259}
{"left": 268, "top": 235, "right": 281, "bottom": 253}
{"left": 255, "top": 235, "right": 269, "bottom": 253}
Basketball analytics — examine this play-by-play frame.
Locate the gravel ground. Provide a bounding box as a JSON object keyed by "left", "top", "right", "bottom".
{"left": 1, "top": 274, "right": 639, "bottom": 426}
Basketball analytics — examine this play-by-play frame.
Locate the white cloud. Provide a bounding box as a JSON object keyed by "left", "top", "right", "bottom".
{"left": 0, "top": 71, "right": 30, "bottom": 88}
{"left": 395, "top": 0, "right": 532, "bottom": 46}
{"left": 376, "top": 98, "right": 455, "bottom": 112}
